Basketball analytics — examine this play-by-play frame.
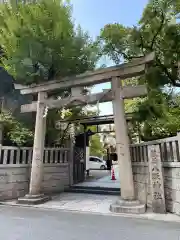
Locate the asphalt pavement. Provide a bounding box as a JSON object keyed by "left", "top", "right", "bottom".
{"left": 0, "top": 205, "right": 180, "bottom": 240}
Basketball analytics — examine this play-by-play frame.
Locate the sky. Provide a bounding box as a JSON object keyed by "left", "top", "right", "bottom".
{"left": 71, "top": 0, "right": 149, "bottom": 115}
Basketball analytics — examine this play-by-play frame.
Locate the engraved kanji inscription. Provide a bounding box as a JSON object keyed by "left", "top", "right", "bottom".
{"left": 148, "top": 145, "right": 166, "bottom": 213}
{"left": 153, "top": 192, "right": 162, "bottom": 200}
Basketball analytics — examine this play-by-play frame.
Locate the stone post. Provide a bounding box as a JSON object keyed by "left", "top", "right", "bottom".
{"left": 177, "top": 132, "right": 180, "bottom": 152}
{"left": 111, "top": 77, "right": 135, "bottom": 200}
{"left": 18, "top": 92, "right": 50, "bottom": 204}
{"left": 86, "top": 146, "right": 90, "bottom": 177}
{"left": 0, "top": 97, "right": 4, "bottom": 146}
{"left": 69, "top": 139, "right": 74, "bottom": 186}
{"left": 110, "top": 77, "right": 146, "bottom": 214}
{"left": 148, "top": 145, "right": 166, "bottom": 213}
{"left": 83, "top": 125, "right": 87, "bottom": 179}
{"left": 0, "top": 123, "right": 3, "bottom": 146}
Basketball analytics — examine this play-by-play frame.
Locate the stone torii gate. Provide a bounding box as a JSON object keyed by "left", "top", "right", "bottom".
{"left": 17, "top": 52, "right": 154, "bottom": 213}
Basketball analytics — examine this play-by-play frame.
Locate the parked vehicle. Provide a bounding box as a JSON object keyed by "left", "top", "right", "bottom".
{"left": 89, "top": 156, "right": 107, "bottom": 170}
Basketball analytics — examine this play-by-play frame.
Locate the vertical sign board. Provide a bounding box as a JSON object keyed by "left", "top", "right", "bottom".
{"left": 148, "top": 145, "right": 166, "bottom": 213}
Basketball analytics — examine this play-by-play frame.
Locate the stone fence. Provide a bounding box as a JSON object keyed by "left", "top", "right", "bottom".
{"left": 1, "top": 135, "right": 180, "bottom": 215}
{"left": 130, "top": 133, "right": 180, "bottom": 215}
{"left": 0, "top": 146, "right": 71, "bottom": 201}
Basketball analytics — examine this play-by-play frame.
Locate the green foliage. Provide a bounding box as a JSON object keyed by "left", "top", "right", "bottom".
{"left": 0, "top": 0, "right": 99, "bottom": 85}
{"left": 0, "top": 0, "right": 100, "bottom": 146}
{"left": 99, "top": 23, "right": 132, "bottom": 64}
{"left": 99, "top": 0, "right": 180, "bottom": 141}
{"left": 125, "top": 91, "right": 180, "bottom": 141}
{"left": 90, "top": 134, "right": 105, "bottom": 157}
{"left": 0, "top": 111, "right": 33, "bottom": 146}
{"left": 89, "top": 126, "right": 105, "bottom": 157}
{"left": 99, "top": 0, "right": 180, "bottom": 87}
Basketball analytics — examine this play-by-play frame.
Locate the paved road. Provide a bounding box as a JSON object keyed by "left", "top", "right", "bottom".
{"left": 0, "top": 206, "right": 180, "bottom": 240}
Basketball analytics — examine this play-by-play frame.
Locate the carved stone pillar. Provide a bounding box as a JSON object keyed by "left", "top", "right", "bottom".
{"left": 18, "top": 92, "right": 50, "bottom": 204}
{"left": 148, "top": 145, "right": 166, "bottom": 213}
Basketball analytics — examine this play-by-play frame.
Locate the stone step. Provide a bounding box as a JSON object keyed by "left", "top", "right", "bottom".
{"left": 71, "top": 185, "right": 120, "bottom": 192}
{"left": 65, "top": 186, "right": 121, "bottom": 196}
{"left": 110, "top": 199, "right": 146, "bottom": 214}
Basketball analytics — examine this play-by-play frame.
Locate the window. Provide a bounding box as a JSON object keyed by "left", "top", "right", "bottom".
{"left": 98, "top": 159, "right": 103, "bottom": 163}
{"left": 89, "top": 157, "right": 97, "bottom": 162}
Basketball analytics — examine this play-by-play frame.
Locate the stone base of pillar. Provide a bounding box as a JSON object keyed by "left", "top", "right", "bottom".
{"left": 17, "top": 194, "right": 51, "bottom": 205}
{"left": 110, "top": 199, "right": 146, "bottom": 214}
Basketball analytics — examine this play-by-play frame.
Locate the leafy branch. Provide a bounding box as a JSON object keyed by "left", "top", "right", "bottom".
{"left": 0, "top": 111, "right": 33, "bottom": 146}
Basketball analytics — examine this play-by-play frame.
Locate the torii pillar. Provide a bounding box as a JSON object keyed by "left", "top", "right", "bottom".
{"left": 110, "top": 77, "right": 146, "bottom": 214}
{"left": 18, "top": 92, "right": 50, "bottom": 204}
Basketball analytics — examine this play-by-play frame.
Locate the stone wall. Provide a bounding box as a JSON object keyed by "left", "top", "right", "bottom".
{"left": 163, "top": 163, "right": 180, "bottom": 214}
{"left": 0, "top": 164, "right": 30, "bottom": 200}
{"left": 132, "top": 163, "right": 152, "bottom": 207}
{"left": 0, "top": 146, "right": 70, "bottom": 201}
{"left": 130, "top": 134, "right": 180, "bottom": 214}
{"left": 0, "top": 163, "right": 70, "bottom": 201}
{"left": 43, "top": 163, "right": 70, "bottom": 193}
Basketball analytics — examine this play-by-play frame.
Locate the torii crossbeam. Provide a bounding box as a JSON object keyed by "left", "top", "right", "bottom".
{"left": 16, "top": 52, "right": 154, "bottom": 95}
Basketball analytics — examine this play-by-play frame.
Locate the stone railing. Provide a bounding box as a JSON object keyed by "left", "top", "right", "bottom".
{"left": 130, "top": 135, "right": 180, "bottom": 163}
{"left": 0, "top": 146, "right": 71, "bottom": 201}
{"left": 0, "top": 146, "right": 69, "bottom": 165}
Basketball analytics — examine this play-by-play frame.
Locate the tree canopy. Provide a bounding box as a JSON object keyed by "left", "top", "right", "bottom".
{"left": 1, "top": 0, "right": 180, "bottom": 145}
{"left": 100, "top": 0, "right": 180, "bottom": 88}
{"left": 0, "top": 0, "right": 99, "bottom": 85}
{"left": 89, "top": 133, "right": 105, "bottom": 157}
{"left": 0, "top": 0, "right": 100, "bottom": 146}
{"left": 99, "top": 0, "right": 180, "bottom": 141}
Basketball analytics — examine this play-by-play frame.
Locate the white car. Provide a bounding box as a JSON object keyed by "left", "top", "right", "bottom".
{"left": 89, "top": 156, "right": 107, "bottom": 170}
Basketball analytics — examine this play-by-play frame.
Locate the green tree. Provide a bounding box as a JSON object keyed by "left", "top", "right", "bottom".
{"left": 0, "top": 0, "right": 100, "bottom": 146}
{"left": 0, "top": 0, "right": 99, "bottom": 85}
{"left": 124, "top": 90, "right": 180, "bottom": 141}
{"left": 0, "top": 110, "right": 33, "bottom": 146}
{"left": 99, "top": 0, "right": 180, "bottom": 141}
{"left": 90, "top": 134, "right": 104, "bottom": 157}
{"left": 88, "top": 126, "right": 105, "bottom": 157}
{"left": 99, "top": 0, "right": 180, "bottom": 87}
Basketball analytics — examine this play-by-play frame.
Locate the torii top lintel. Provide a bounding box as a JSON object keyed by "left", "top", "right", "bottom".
{"left": 16, "top": 52, "right": 154, "bottom": 95}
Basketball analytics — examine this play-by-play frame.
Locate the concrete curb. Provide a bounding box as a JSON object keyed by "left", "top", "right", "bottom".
{"left": 1, "top": 201, "right": 180, "bottom": 224}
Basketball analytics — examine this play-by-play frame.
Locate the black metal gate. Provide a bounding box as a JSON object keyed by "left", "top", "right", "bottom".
{"left": 73, "top": 147, "right": 85, "bottom": 184}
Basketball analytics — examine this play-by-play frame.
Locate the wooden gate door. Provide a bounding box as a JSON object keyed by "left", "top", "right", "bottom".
{"left": 73, "top": 147, "right": 85, "bottom": 184}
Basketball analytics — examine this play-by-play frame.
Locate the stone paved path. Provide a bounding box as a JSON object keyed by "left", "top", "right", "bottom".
{"left": 75, "top": 165, "right": 120, "bottom": 188}
{"left": 1, "top": 193, "right": 117, "bottom": 214}
{"left": 38, "top": 193, "right": 117, "bottom": 213}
